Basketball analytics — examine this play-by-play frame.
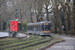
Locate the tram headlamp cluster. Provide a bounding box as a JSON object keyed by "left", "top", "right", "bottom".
{"left": 46, "top": 23, "right": 48, "bottom": 25}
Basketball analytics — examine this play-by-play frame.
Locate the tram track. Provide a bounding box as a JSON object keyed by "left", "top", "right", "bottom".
{"left": 0, "top": 37, "right": 44, "bottom": 49}
{"left": 0, "top": 35, "right": 28, "bottom": 43}
{"left": 14, "top": 37, "right": 53, "bottom": 50}
{"left": 0, "top": 35, "right": 53, "bottom": 50}
{"left": 0, "top": 35, "right": 37, "bottom": 46}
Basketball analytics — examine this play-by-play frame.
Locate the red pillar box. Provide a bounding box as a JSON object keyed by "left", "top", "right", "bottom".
{"left": 10, "top": 21, "right": 18, "bottom": 32}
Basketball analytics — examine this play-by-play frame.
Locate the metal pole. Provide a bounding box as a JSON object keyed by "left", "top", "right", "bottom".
{"left": 15, "top": 8, "right": 18, "bottom": 37}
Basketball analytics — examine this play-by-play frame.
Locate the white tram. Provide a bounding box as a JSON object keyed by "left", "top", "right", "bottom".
{"left": 27, "top": 21, "right": 52, "bottom": 36}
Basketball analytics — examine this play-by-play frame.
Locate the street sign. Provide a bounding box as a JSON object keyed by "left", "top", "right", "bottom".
{"left": 10, "top": 21, "right": 18, "bottom": 32}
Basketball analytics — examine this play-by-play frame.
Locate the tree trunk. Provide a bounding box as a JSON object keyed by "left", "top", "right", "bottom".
{"left": 36, "top": 13, "right": 39, "bottom": 22}
{"left": 46, "top": 5, "right": 49, "bottom": 21}
{"left": 47, "top": 9, "right": 49, "bottom": 21}
{"left": 54, "top": 11, "right": 57, "bottom": 34}
{"left": 73, "top": 0, "right": 75, "bottom": 31}
{"left": 30, "top": 9, "right": 33, "bottom": 23}
{"left": 68, "top": 6, "right": 75, "bottom": 35}
{"left": 0, "top": 21, "right": 1, "bottom": 31}
{"left": 54, "top": 16, "right": 57, "bottom": 34}
{"left": 57, "top": 10, "right": 63, "bottom": 34}
{"left": 20, "top": 13, "right": 23, "bottom": 30}
{"left": 0, "top": 16, "right": 2, "bottom": 31}
{"left": 31, "top": 13, "right": 33, "bottom": 23}
{"left": 40, "top": 13, "right": 43, "bottom": 21}
{"left": 73, "top": 0, "right": 75, "bottom": 14}
{"left": 63, "top": 9, "right": 69, "bottom": 35}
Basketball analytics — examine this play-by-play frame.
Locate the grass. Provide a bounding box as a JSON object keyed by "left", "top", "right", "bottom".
{"left": 1, "top": 36, "right": 42, "bottom": 48}
{"left": 21, "top": 35, "right": 64, "bottom": 50}
{"left": 0, "top": 35, "right": 35, "bottom": 45}
{"left": 0, "top": 35, "right": 64, "bottom": 50}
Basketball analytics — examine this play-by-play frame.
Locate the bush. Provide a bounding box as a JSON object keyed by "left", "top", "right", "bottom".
{"left": 23, "top": 23, "right": 28, "bottom": 31}
{"left": 3, "top": 21, "right": 7, "bottom": 30}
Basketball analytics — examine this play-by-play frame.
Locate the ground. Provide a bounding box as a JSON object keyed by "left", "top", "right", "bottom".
{"left": 0, "top": 32, "right": 64, "bottom": 50}
{"left": 46, "top": 34, "right": 75, "bottom": 50}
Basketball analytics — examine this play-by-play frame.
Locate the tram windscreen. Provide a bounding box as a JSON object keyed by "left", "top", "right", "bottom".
{"left": 42, "top": 23, "right": 52, "bottom": 31}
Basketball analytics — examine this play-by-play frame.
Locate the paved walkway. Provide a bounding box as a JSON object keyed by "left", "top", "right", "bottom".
{"left": 0, "top": 32, "right": 29, "bottom": 38}
{"left": 46, "top": 34, "right": 75, "bottom": 50}
{"left": 0, "top": 32, "right": 8, "bottom": 37}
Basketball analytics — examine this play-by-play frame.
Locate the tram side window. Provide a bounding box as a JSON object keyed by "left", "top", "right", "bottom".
{"left": 39, "top": 25, "right": 42, "bottom": 31}
{"left": 31, "top": 26, "right": 33, "bottom": 30}
{"left": 28, "top": 26, "right": 31, "bottom": 30}
{"left": 28, "top": 26, "right": 29, "bottom": 30}
{"left": 28, "top": 26, "right": 33, "bottom": 30}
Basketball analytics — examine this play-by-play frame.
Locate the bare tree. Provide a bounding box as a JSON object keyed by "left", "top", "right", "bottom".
{"left": 73, "top": 0, "right": 75, "bottom": 31}
{"left": 53, "top": 9, "right": 57, "bottom": 34}
{"left": 51, "top": 0, "right": 63, "bottom": 34}
{"left": 59, "top": 0, "right": 69, "bottom": 35}
{"left": 0, "top": 0, "right": 7, "bottom": 31}
{"left": 67, "top": 0, "right": 75, "bottom": 35}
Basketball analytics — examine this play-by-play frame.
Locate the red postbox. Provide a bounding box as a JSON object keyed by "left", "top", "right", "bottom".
{"left": 10, "top": 21, "right": 18, "bottom": 32}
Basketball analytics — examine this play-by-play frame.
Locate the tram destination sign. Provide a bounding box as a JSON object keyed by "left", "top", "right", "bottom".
{"left": 10, "top": 21, "right": 18, "bottom": 32}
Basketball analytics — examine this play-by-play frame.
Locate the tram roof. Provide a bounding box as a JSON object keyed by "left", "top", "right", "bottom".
{"left": 28, "top": 21, "right": 51, "bottom": 26}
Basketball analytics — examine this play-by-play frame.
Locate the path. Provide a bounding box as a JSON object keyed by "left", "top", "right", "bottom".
{"left": 0, "top": 32, "right": 30, "bottom": 38}
{"left": 46, "top": 34, "right": 75, "bottom": 50}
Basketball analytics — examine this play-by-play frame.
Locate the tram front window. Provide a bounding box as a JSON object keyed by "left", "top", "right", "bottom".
{"left": 42, "top": 25, "right": 50, "bottom": 31}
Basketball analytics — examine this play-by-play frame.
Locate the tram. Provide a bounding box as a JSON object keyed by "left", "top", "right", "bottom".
{"left": 27, "top": 21, "right": 52, "bottom": 36}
